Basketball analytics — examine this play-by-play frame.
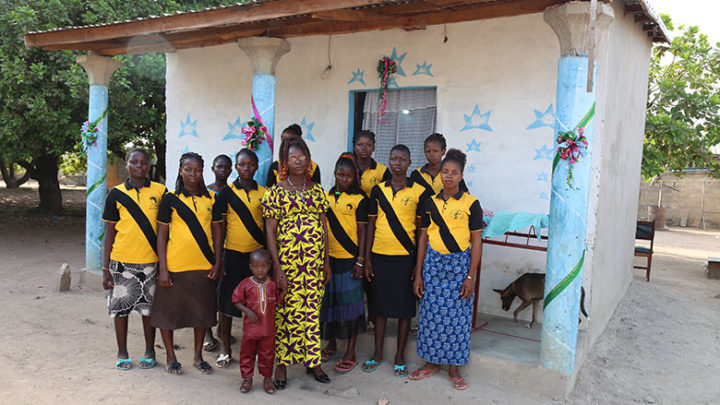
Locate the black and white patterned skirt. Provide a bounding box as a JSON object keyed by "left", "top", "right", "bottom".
{"left": 107, "top": 260, "right": 158, "bottom": 318}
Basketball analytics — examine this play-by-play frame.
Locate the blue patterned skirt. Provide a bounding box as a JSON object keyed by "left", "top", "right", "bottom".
{"left": 417, "top": 245, "right": 473, "bottom": 365}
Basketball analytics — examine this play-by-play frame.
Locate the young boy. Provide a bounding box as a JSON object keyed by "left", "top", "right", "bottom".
{"left": 232, "top": 249, "right": 279, "bottom": 394}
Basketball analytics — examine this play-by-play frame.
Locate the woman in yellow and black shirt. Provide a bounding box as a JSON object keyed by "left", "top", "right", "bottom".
{"left": 266, "top": 124, "right": 321, "bottom": 187}
{"left": 102, "top": 148, "right": 167, "bottom": 370}
{"left": 319, "top": 153, "right": 369, "bottom": 373}
{"left": 354, "top": 130, "right": 390, "bottom": 195}
{"left": 362, "top": 144, "right": 432, "bottom": 377}
{"left": 410, "top": 149, "right": 485, "bottom": 390}
{"left": 151, "top": 152, "right": 224, "bottom": 375}
{"left": 410, "top": 133, "right": 468, "bottom": 194}
{"left": 214, "top": 149, "right": 266, "bottom": 368}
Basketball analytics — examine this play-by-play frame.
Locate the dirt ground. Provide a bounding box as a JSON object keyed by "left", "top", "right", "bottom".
{"left": 1, "top": 184, "right": 719, "bottom": 404}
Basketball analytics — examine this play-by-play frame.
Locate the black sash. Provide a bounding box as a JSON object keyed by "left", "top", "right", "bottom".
{"left": 428, "top": 200, "right": 462, "bottom": 253}
{"left": 111, "top": 189, "right": 157, "bottom": 254}
{"left": 413, "top": 173, "right": 433, "bottom": 192}
{"left": 375, "top": 191, "right": 416, "bottom": 255}
{"left": 227, "top": 190, "right": 266, "bottom": 248}
{"left": 326, "top": 209, "right": 359, "bottom": 257}
{"left": 166, "top": 193, "right": 215, "bottom": 265}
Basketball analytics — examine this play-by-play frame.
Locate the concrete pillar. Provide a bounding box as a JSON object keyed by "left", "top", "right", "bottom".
{"left": 77, "top": 53, "right": 121, "bottom": 272}
{"left": 540, "top": 1, "right": 613, "bottom": 374}
{"left": 237, "top": 37, "right": 290, "bottom": 186}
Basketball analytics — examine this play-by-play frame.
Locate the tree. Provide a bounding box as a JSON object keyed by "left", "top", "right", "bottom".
{"left": 642, "top": 15, "right": 720, "bottom": 180}
{"left": 0, "top": 0, "right": 236, "bottom": 214}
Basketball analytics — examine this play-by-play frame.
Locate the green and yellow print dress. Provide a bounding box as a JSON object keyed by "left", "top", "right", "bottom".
{"left": 262, "top": 183, "right": 329, "bottom": 367}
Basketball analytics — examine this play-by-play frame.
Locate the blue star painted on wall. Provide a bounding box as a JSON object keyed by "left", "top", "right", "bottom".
{"left": 178, "top": 113, "right": 199, "bottom": 138}
{"left": 526, "top": 104, "right": 556, "bottom": 130}
{"left": 466, "top": 181, "right": 474, "bottom": 188}
{"left": 347, "top": 68, "right": 366, "bottom": 86}
{"left": 466, "top": 164, "right": 476, "bottom": 173}
{"left": 387, "top": 47, "right": 407, "bottom": 77}
{"left": 460, "top": 105, "right": 493, "bottom": 132}
{"left": 223, "top": 116, "right": 246, "bottom": 141}
{"left": 300, "top": 117, "right": 316, "bottom": 142}
{"left": 466, "top": 139, "right": 482, "bottom": 153}
{"left": 533, "top": 144, "right": 554, "bottom": 161}
{"left": 539, "top": 192, "right": 549, "bottom": 200}
{"left": 387, "top": 76, "right": 399, "bottom": 89}
{"left": 181, "top": 145, "right": 190, "bottom": 154}
{"left": 536, "top": 172, "right": 549, "bottom": 182}
{"left": 413, "top": 61, "right": 433, "bottom": 77}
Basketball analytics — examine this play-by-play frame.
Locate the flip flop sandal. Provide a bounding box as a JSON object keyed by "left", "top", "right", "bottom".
{"left": 115, "top": 358, "right": 132, "bottom": 370}
{"left": 393, "top": 364, "right": 408, "bottom": 378}
{"left": 450, "top": 376, "right": 468, "bottom": 390}
{"left": 334, "top": 359, "right": 358, "bottom": 373}
{"left": 194, "top": 360, "right": 214, "bottom": 375}
{"left": 321, "top": 348, "right": 336, "bottom": 362}
{"left": 203, "top": 338, "right": 218, "bottom": 352}
{"left": 139, "top": 357, "right": 157, "bottom": 369}
{"left": 362, "top": 359, "right": 380, "bottom": 373}
{"left": 216, "top": 353, "right": 231, "bottom": 368}
{"left": 408, "top": 367, "right": 439, "bottom": 380}
{"left": 165, "top": 361, "right": 183, "bottom": 375}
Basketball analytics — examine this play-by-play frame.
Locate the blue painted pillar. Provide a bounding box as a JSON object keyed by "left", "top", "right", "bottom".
{"left": 237, "top": 38, "right": 290, "bottom": 186}
{"left": 541, "top": 2, "right": 613, "bottom": 374}
{"left": 77, "top": 54, "right": 121, "bottom": 272}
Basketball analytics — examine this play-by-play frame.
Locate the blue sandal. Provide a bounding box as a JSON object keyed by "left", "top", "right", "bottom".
{"left": 139, "top": 357, "right": 157, "bottom": 369}
{"left": 393, "top": 364, "right": 408, "bottom": 377}
{"left": 362, "top": 359, "right": 380, "bottom": 373}
{"left": 115, "top": 358, "right": 132, "bottom": 370}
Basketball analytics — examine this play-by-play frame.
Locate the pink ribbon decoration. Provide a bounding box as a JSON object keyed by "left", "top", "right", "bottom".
{"left": 250, "top": 96, "right": 274, "bottom": 153}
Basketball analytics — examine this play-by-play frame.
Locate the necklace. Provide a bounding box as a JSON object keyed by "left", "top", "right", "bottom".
{"left": 287, "top": 176, "right": 306, "bottom": 193}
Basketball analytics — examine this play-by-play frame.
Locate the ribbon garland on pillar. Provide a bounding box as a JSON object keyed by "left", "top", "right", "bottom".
{"left": 377, "top": 57, "right": 397, "bottom": 124}
{"left": 241, "top": 97, "right": 274, "bottom": 152}
{"left": 551, "top": 103, "right": 595, "bottom": 188}
{"left": 79, "top": 109, "right": 108, "bottom": 155}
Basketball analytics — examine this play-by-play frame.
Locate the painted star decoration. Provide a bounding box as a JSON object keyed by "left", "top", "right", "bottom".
{"left": 539, "top": 192, "right": 550, "bottom": 200}
{"left": 461, "top": 105, "right": 493, "bottom": 132}
{"left": 526, "top": 104, "right": 556, "bottom": 130}
{"left": 223, "top": 116, "right": 245, "bottom": 141}
{"left": 466, "top": 164, "right": 476, "bottom": 173}
{"left": 536, "top": 172, "right": 549, "bottom": 182}
{"left": 387, "top": 76, "right": 399, "bottom": 89}
{"left": 387, "top": 47, "right": 407, "bottom": 77}
{"left": 533, "top": 144, "right": 554, "bottom": 161}
{"left": 347, "top": 68, "right": 366, "bottom": 86}
{"left": 178, "top": 113, "right": 199, "bottom": 138}
{"left": 466, "top": 139, "right": 482, "bottom": 153}
{"left": 181, "top": 145, "right": 190, "bottom": 154}
{"left": 413, "top": 61, "right": 433, "bottom": 77}
{"left": 300, "top": 117, "right": 316, "bottom": 142}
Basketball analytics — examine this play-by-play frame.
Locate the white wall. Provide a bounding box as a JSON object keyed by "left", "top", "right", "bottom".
{"left": 585, "top": 0, "right": 653, "bottom": 345}
{"left": 164, "top": 8, "right": 650, "bottom": 325}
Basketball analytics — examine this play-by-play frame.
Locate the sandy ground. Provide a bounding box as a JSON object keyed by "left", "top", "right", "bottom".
{"left": 1, "top": 185, "right": 719, "bottom": 404}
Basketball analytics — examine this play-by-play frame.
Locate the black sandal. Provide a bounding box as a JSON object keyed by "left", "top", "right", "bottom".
{"left": 165, "top": 361, "right": 183, "bottom": 375}
{"left": 194, "top": 360, "right": 213, "bottom": 375}
{"left": 273, "top": 379, "right": 287, "bottom": 390}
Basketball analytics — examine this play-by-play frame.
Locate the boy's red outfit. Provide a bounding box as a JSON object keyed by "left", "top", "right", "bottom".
{"left": 232, "top": 277, "right": 279, "bottom": 379}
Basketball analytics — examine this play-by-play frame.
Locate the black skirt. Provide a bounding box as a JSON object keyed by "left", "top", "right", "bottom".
{"left": 217, "top": 249, "right": 252, "bottom": 317}
{"left": 369, "top": 253, "right": 416, "bottom": 319}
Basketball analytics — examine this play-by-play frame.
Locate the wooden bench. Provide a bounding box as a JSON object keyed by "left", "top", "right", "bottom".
{"left": 633, "top": 220, "right": 655, "bottom": 282}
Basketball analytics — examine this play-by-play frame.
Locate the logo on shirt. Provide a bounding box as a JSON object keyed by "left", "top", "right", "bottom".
{"left": 149, "top": 196, "right": 159, "bottom": 209}
{"left": 343, "top": 203, "right": 354, "bottom": 215}
{"left": 452, "top": 209, "right": 464, "bottom": 220}
{"left": 400, "top": 196, "right": 413, "bottom": 206}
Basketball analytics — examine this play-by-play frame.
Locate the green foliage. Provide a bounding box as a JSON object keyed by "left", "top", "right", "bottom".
{"left": 643, "top": 15, "right": 720, "bottom": 180}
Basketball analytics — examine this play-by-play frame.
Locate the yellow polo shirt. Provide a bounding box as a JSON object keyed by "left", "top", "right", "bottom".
{"left": 360, "top": 159, "right": 390, "bottom": 195}
{"left": 368, "top": 179, "right": 432, "bottom": 256}
{"left": 421, "top": 191, "right": 486, "bottom": 254}
{"left": 217, "top": 179, "right": 267, "bottom": 253}
{"left": 157, "top": 189, "right": 223, "bottom": 272}
{"left": 326, "top": 189, "right": 369, "bottom": 259}
{"left": 410, "top": 165, "right": 470, "bottom": 194}
{"left": 103, "top": 179, "right": 167, "bottom": 263}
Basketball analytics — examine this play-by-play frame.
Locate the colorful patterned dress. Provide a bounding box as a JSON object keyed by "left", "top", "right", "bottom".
{"left": 262, "top": 183, "right": 329, "bottom": 367}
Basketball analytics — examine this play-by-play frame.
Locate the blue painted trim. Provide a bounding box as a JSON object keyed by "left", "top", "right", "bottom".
{"left": 346, "top": 85, "right": 438, "bottom": 153}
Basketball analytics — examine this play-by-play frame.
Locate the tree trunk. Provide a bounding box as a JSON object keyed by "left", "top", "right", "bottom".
{"left": 153, "top": 137, "right": 166, "bottom": 183}
{"left": 35, "top": 154, "right": 62, "bottom": 215}
{"left": 0, "top": 156, "right": 29, "bottom": 188}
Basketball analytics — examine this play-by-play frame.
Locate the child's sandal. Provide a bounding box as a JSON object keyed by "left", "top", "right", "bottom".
{"left": 362, "top": 359, "right": 380, "bottom": 373}
{"left": 240, "top": 378, "right": 253, "bottom": 393}
{"left": 393, "top": 364, "right": 408, "bottom": 378}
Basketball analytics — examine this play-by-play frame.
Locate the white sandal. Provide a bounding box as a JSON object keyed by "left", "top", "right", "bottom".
{"left": 216, "top": 353, "right": 231, "bottom": 368}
